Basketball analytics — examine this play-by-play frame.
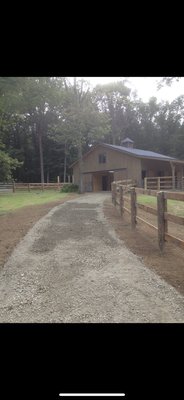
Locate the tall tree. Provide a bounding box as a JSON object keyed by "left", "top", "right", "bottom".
{"left": 16, "top": 77, "right": 65, "bottom": 183}
{"left": 157, "top": 77, "right": 181, "bottom": 89}
{"left": 50, "top": 78, "right": 110, "bottom": 192}
{"left": 93, "top": 81, "right": 131, "bottom": 145}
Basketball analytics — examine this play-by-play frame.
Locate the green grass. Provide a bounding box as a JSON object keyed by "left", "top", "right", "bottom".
{"left": 0, "top": 190, "right": 71, "bottom": 215}
{"left": 137, "top": 195, "right": 184, "bottom": 217}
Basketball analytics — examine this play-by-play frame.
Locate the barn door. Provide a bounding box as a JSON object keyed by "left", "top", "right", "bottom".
{"left": 102, "top": 175, "right": 108, "bottom": 191}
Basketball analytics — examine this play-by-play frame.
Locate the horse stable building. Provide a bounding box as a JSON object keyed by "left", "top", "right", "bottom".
{"left": 70, "top": 138, "right": 184, "bottom": 192}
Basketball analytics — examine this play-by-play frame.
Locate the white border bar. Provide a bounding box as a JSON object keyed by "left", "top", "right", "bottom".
{"left": 59, "top": 394, "right": 125, "bottom": 397}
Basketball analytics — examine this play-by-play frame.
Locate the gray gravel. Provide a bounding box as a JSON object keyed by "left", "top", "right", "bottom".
{"left": 0, "top": 192, "right": 184, "bottom": 322}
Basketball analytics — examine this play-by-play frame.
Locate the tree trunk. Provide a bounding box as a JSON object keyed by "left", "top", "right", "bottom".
{"left": 78, "top": 138, "right": 84, "bottom": 193}
{"left": 74, "top": 77, "right": 77, "bottom": 95}
{"left": 109, "top": 103, "right": 116, "bottom": 145}
{"left": 64, "top": 143, "right": 67, "bottom": 183}
{"left": 112, "top": 114, "right": 116, "bottom": 145}
{"left": 47, "top": 169, "right": 49, "bottom": 183}
{"left": 38, "top": 130, "right": 44, "bottom": 184}
{"left": 112, "top": 127, "right": 116, "bottom": 145}
{"left": 73, "top": 79, "right": 83, "bottom": 193}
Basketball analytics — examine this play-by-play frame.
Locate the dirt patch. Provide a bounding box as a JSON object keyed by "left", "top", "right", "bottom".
{"left": 0, "top": 194, "right": 79, "bottom": 269}
{"left": 103, "top": 198, "right": 184, "bottom": 296}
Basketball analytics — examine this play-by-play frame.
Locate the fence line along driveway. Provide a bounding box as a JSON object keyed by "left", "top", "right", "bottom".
{"left": 0, "top": 192, "right": 184, "bottom": 323}
{"left": 0, "top": 183, "right": 13, "bottom": 193}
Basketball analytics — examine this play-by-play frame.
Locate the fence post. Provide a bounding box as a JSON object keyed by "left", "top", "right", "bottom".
{"left": 13, "top": 182, "right": 15, "bottom": 193}
{"left": 114, "top": 183, "right": 117, "bottom": 206}
{"left": 42, "top": 183, "right": 44, "bottom": 192}
{"left": 144, "top": 177, "right": 147, "bottom": 189}
{"left": 164, "top": 193, "right": 168, "bottom": 233}
{"left": 57, "top": 175, "right": 60, "bottom": 191}
{"left": 158, "top": 177, "right": 160, "bottom": 191}
{"left": 130, "top": 187, "right": 137, "bottom": 229}
{"left": 122, "top": 186, "right": 124, "bottom": 215}
{"left": 119, "top": 185, "right": 123, "bottom": 216}
{"left": 28, "top": 183, "right": 30, "bottom": 192}
{"left": 111, "top": 182, "right": 115, "bottom": 204}
{"left": 112, "top": 182, "right": 116, "bottom": 205}
{"left": 157, "top": 191, "right": 167, "bottom": 251}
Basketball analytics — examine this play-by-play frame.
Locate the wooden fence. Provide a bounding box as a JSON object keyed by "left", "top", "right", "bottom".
{"left": 0, "top": 183, "right": 13, "bottom": 192}
{"left": 0, "top": 182, "right": 71, "bottom": 193}
{"left": 111, "top": 181, "right": 184, "bottom": 251}
{"left": 113, "top": 179, "right": 137, "bottom": 187}
{"left": 144, "top": 176, "right": 184, "bottom": 191}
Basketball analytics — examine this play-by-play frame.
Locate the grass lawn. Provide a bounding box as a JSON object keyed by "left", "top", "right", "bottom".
{"left": 137, "top": 195, "right": 184, "bottom": 217}
{"left": 0, "top": 190, "right": 71, "bottom": 215}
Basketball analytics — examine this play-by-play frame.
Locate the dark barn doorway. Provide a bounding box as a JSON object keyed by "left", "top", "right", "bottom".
{"left": 102, "top": 175, "right": 108, "bottom": 191}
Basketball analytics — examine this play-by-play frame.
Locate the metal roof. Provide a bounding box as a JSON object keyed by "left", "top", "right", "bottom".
{"left": 102, "top": 143, "right": 176, "bottom": 161}
{"left": 70, "top": 142, "right": 179, "bottom": 168}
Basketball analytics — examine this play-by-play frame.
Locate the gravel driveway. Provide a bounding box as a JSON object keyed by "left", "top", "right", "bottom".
{"left": 0, "top": 192, "right": 184, "bottom": 322}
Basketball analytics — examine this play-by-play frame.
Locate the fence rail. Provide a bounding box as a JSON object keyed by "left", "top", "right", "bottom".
{"left": 0, "top": 183, "right": 13, "bottom": 192}
{"left": 0, "top": 182, "right": 71, "bottom": 193}
{"left": 144, "top": 176, "right": 184, "bottom": 191}
{"left": 111, "top": 181, "right": 184, "bottom": 251}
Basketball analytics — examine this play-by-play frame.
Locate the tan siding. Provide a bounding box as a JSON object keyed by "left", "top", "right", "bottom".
{"left": 72, "top": 147, "right": 184, "bottom": 191}
{"left": 73, "top": 146, "right": 141, "bottom": 180}
{"left": 80, "top": 145, "right": 139, "bottom": 173}
{"left": 72, "top": 146, "right": 142, "bottom": 187}
{"left": 83, "top": 173, "right": 92, "bottom": 191}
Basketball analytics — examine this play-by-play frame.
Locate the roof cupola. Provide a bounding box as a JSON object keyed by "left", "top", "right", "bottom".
{"left": 121, "top": 137, "right": 134, "bottom": 148}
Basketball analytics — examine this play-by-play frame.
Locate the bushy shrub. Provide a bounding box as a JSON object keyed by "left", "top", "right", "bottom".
{"left": 60, "top": 183, "right": 79, "bottom": 193}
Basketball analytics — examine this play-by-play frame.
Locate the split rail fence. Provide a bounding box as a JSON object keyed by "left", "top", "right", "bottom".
{"left": 0, "top": 183, "right": 13, "bottom": 192}
{"left": 0, "top": 182, "right": 71, "bottom": 193}
{"left": 111, "top": 180, "right": 184, "bottom": 251}
{"left": 13, "top": 183, "right": 65, "bottom": 192}
{"left": 144, "top": 176, "right": 184, "bottom": 191}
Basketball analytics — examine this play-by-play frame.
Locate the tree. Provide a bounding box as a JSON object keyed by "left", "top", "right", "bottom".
{"left": 0, "top": 78, "right": 25, "bottom": 181}
{"left": 2, "top": 76, "right": 184, "bottom": 188}
{"left": 0, "top": 143, "right": 22, "bottom": 181}
{"left": 49, "top": 78, "right": 110, "bottom": 192}
{"left": 93, "top": 81, "right": 131, "bottom": 145}
{"left": 18, "top": 77, "right": 66, "bottom": 183}
{"left": 157, "top": 77, "right": 181, "bottom": 89}
{"left": 69, "top": 79, "right": 110, "bottom": 192}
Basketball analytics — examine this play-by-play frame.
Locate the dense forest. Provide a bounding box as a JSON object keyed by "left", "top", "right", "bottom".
{"left": 0, "top": 77, "right": 184, "bottom": 184}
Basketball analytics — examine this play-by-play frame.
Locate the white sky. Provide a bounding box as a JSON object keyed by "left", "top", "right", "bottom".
{"left": 83, "top": 77, "right": 184, "bottom": 103}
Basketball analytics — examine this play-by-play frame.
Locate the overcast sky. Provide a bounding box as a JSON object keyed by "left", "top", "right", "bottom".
{"left": 83, "top": 77, "right": 184, "bottom": 103}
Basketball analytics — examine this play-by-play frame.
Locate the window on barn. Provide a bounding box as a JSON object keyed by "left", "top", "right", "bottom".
{"left": 99, "top": 153, "right": 106, "bottom": 164}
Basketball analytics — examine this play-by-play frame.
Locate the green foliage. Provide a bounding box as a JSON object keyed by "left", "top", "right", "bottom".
{"left": 157, "top": 77, "right": 180, "bottom": 90}
{"left": 60, "top": 183, "right": 79, "bottom": 192}
{"left": 1, "top": 76, "right": 184, "bottom": 188}
{"left": 93, "top": 81, "right": 131, "bottom": 145}
{"left": 0, "top": 149, "right": 22, "bottom": 181}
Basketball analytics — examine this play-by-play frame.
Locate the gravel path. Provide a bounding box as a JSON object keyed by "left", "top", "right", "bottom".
{"left": 0, "top": 192, "right": 184, "bottom": 322}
